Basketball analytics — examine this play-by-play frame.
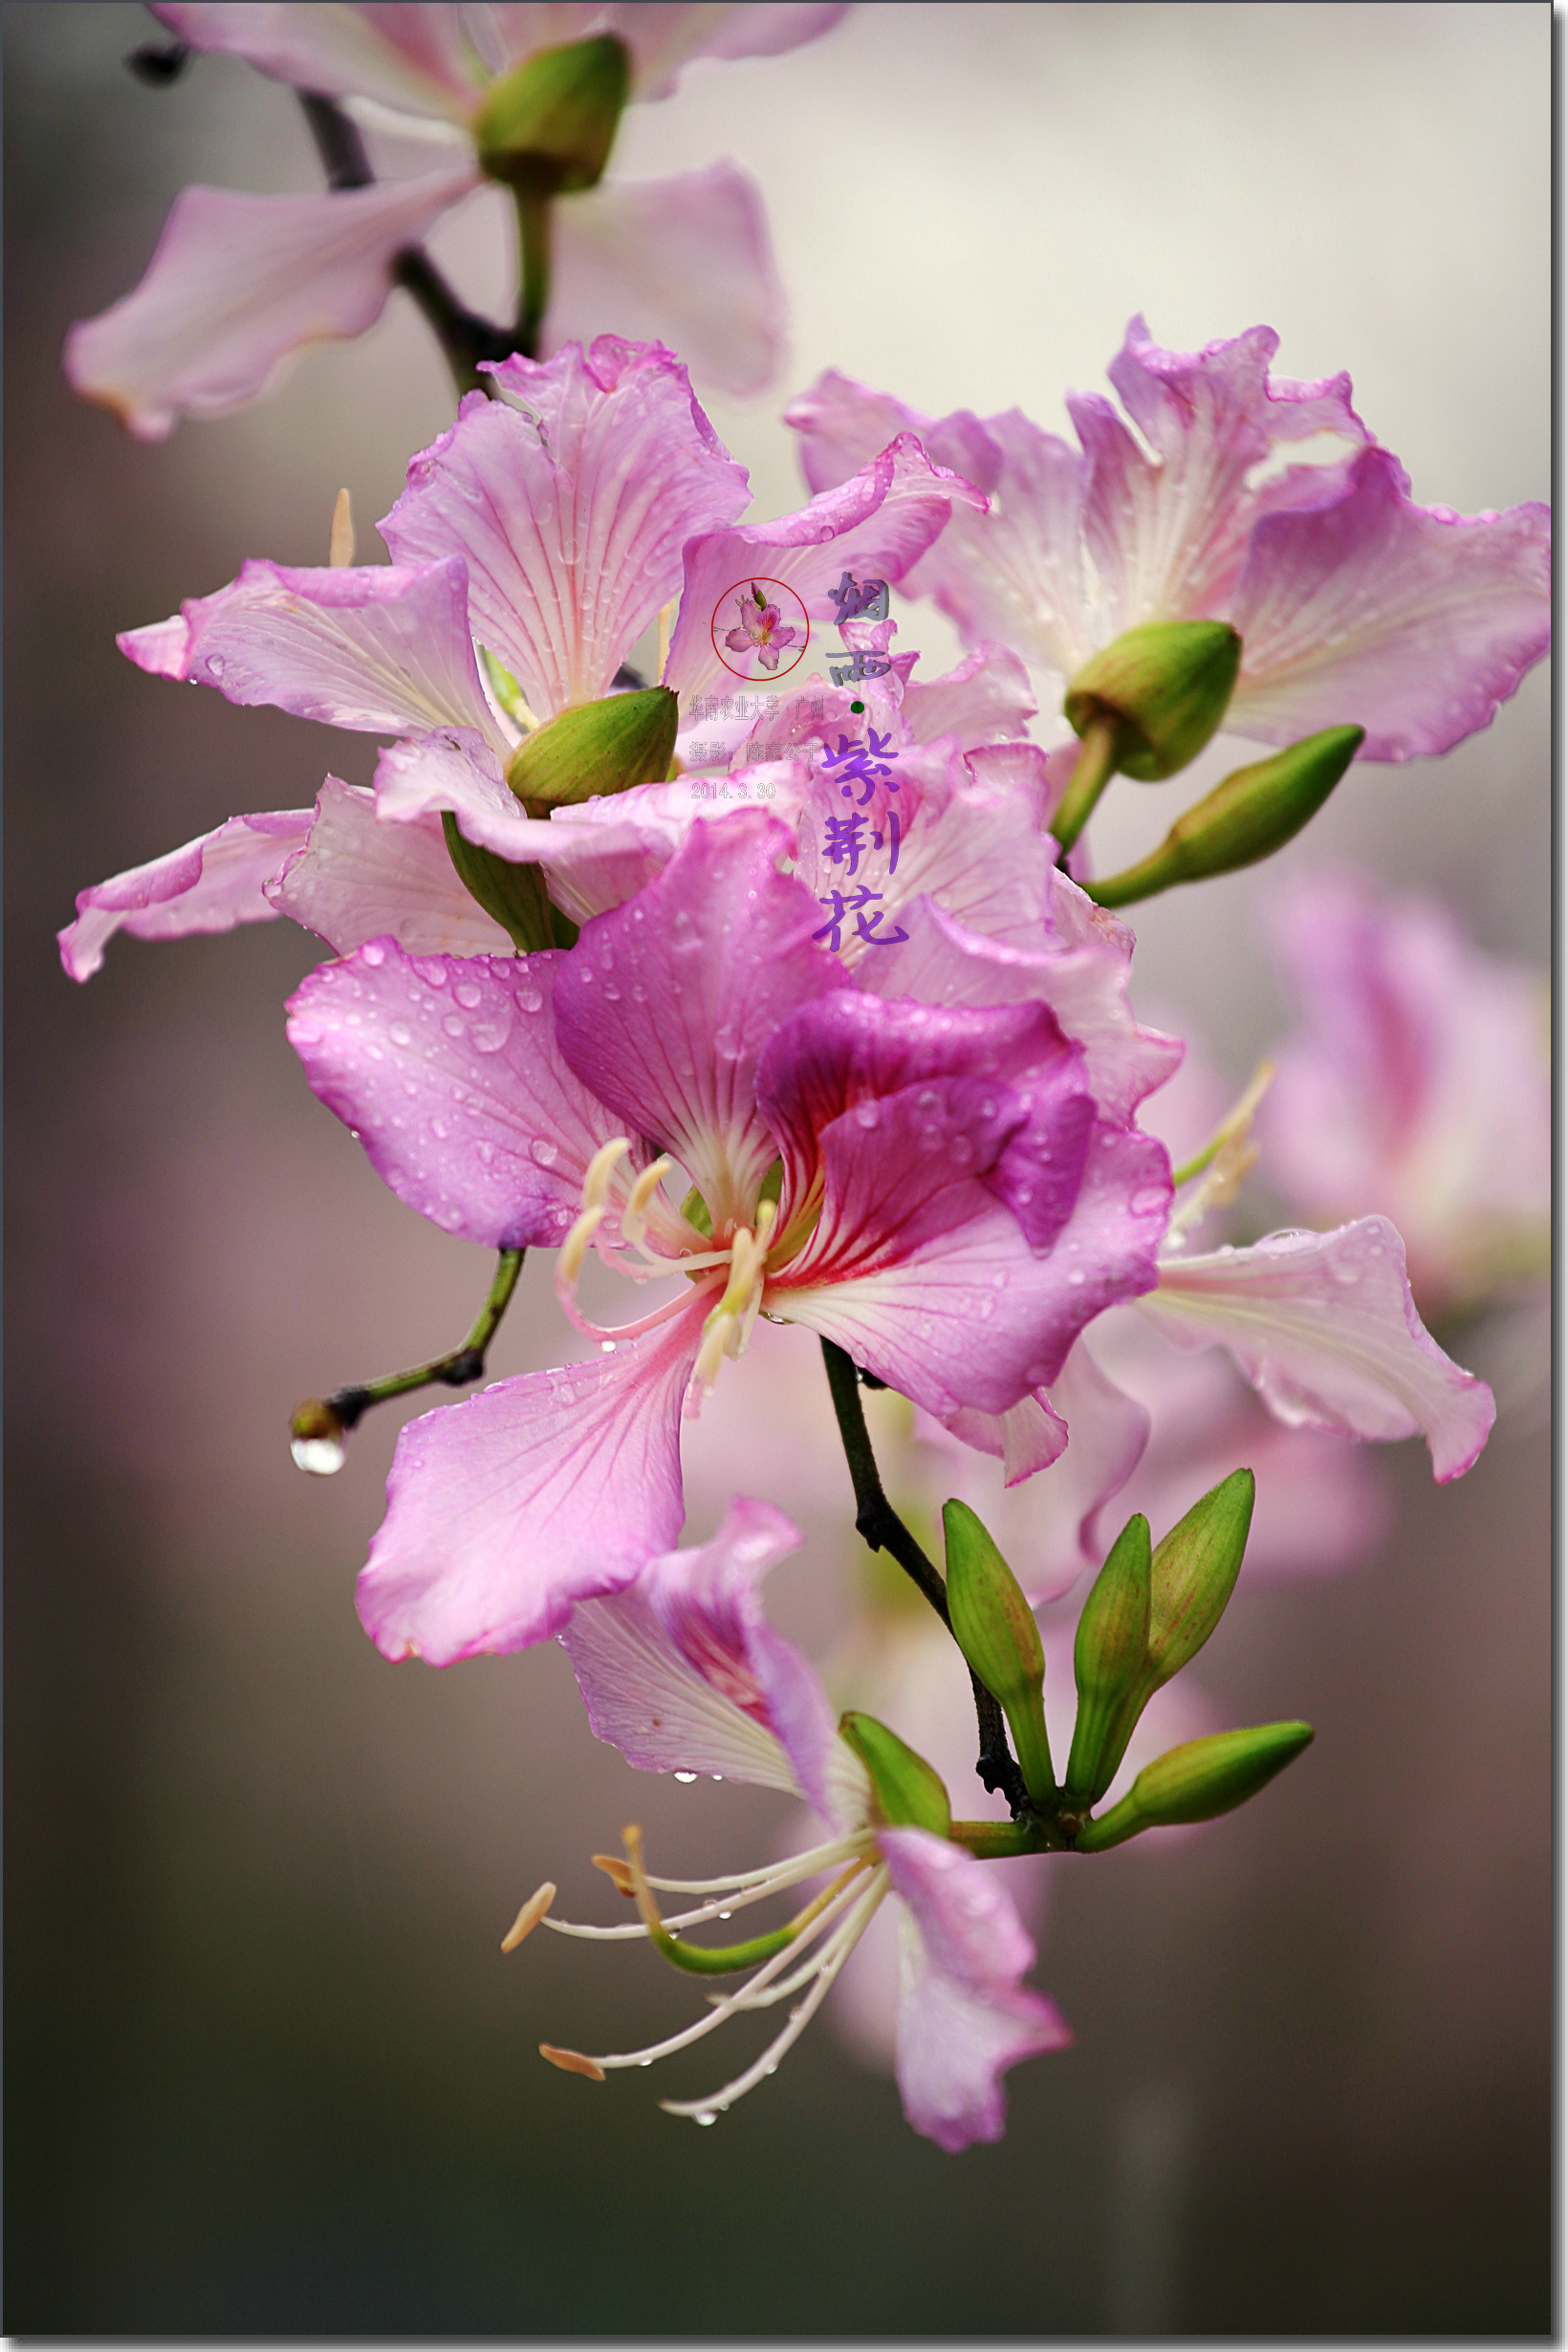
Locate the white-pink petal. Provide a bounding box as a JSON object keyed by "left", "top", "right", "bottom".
{"left": 267, "top": 778, "right": 514, "bottom": 957}
{"left": 65, "top": 170, "right": 478, "bottom": 440}
{"left": 1139, "top": 1218, "right": 1495, "bottom": 1482}
{"left": 58, "top": 808, "right": 312, "bottom": 982}
{"left": 151, "top": 4, "right": 486, "bottom": 117}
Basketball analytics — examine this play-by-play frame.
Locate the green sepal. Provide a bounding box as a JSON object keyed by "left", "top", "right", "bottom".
{"left": 942, "top": 1501, "right": 1056, "bottom": 1806}
{"left": 839, "top": 1712, "right": 952, "bottom": 1837}
{"left": 1075, "top": 1721, "right": 1314, "bottom": 1851}
{"left": 1085, "top": 726, "right": 1364, "bottom": 908}
{"left": 1064, "top": 1512, "right": 1151, "bottom": 1804}
{"left": 1063, "top": 621, "right": 1241, "bottom": 782}
{"left": 441, "top": 812, "right": 555, "bottom": 952}
{"left": 506, "top": 686, "right": 680, "bottom": 813}
{"left": 473, "top": 33, "right": 630, "bottom": 194}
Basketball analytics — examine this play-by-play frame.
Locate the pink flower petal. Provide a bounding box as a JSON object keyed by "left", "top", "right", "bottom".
{"left": 358, "top": 1300, "right": 706, "bottom": 1663}
{"left": 605, "top": 1, "right": 851, "bottom": 98}
{"left": 881, "top": 1827, "right": 1070, "bottom": 2153}
{"left": 380, "top": 338, "right": 749, "bottom": 717}
{"left": 286, "top": 938, "right": 631, "bottom": 1248}
{"left": 120, "top": 555, "right": 502, "bottom": 743}
{"left": 546, "top": 165, "right": 787, "bottom": 397}
{"left": 1140, "top": 1218, "right": 1496, "bottom": 1481}
{"left": 664, "top": 435, "right": 987, "bottom": 708}
{"left": 65, "top": 170, "right": 478, "bottom": 439}
{"left": 58, "top": 807, "right": 313, "bottom": 981}
{"left": 151, "top": 3, "right": 483, "bottom": 116}
{"left": 940, "top": 1390, "right": 1070, "bottom": 1486}
{"left": 1226, "top": 447, "right": 1553, "bottom": 759}
{"left": 267, "top": 778, "right": 514, "bottom": 958}
{"left": 552, "top": 810, "right": 845, "bottom": 1227}
{"left": 898, "top": 642, "right": 1036, "bottom": 748}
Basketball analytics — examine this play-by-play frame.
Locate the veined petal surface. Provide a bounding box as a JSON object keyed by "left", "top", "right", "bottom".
{"left": 268, "top": 778, "right": 514, "bottom": 957}
{"left": 58, "top": 808, "right": 311, "bottom": 981}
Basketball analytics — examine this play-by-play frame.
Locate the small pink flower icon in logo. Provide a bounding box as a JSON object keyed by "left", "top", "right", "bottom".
{"left": 711, "top": 577, "right": 810, "bottom": 680}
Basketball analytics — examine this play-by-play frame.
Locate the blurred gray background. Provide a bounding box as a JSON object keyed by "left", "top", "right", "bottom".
{"left": 6, "top": 1, "right": 1549, "bottom": 2333}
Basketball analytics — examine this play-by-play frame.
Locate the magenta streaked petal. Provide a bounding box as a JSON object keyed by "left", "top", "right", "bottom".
{"left": 552, "top": 810, "right": 844, "bottom": 1226}
{"left": 381, "top": 338, "right": 749, "bottom": 717}
{"left": 286, "top": 938, "right": 630, "bottom": 1248}
{"left": 882, "top": 1827, "right": 1071, "bottom": 2153}
{"left": 547, "top": 164, "right": 786, "bottom": 396}
{"left": 120, "top": 555, "right": 501, "bottom": 741}
{"left": 1226, "top": 448, "right": 1552, "bottom": 759}
{"left": 1141, "top": 1218, "right": 1496, "bottom": 1481}
{"left": 150, "top": 3, "right": 483, "bottom": 115}
{"left": 57, "top": 807, "right": 311, "bottom": 981}
{"left": 65, "top": 170, "right": 478, "bottom": 439}
{"left": 665, "top": 435, "right": 987, "bottom": 707}
{"left": 268, "top": 778, "right": 514, "bottom": 958}
{"left": 357, "top": 1302, "right": 705, "bottom": 1663}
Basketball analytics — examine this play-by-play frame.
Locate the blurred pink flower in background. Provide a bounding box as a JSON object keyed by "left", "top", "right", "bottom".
{"left": 64, "top": 0, "right": 852, "bottom": 431}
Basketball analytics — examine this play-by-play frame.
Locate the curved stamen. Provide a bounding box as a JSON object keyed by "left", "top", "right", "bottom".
{"left": 542, "top": 1838, "right": 873, "bottom": 1942}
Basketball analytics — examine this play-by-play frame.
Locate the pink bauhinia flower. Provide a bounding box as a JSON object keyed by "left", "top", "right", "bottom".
{"left": 1259, "top": 869, "right": 1551, "bottom": 1320}
{"left": 61, "top": 334, "right": 984, "bottom": 974}
{"left": 527, "top": 1497, "right": 1070, "bottom": 2149}
{"left": 283, "top": 809, "right": 1175, "bottom": 1665}
{"left": 65, "top": 1, "right": 850, "bottom": 431}
{"left": 785, "top": 316, "right": 1550, "bottom": 762}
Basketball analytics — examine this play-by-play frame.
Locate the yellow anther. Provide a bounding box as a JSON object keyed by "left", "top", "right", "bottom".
{"left": 329, "top": 488, "right": 355, "bottom": 568}
{"left": 501, "top": 1881, "right": 556, "bottom": 1951}
{"left": 559, "top": 1203, "right": 605, "bottom": 1285}
{"left": 582, "top": 1135, "right": 633, "bottom": 1212}
{"left": 621, "top": 1154, "right": 674, "bottom": 1249}
{"left": 539, "top": 2044, "right": 607, "bottom": 2081}
{"left": 592, "top": 1852, "right": 637, "bottom": 1897}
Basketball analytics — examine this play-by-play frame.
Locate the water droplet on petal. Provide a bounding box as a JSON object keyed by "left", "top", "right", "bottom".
{"left": 454, "top": 981, "right": 483, "bottom": 1010}
{"left": 673, "top": 1771, "right": 698, "bottom": 1784}
{"left": 530, "top": 1138, "right": 558, "bottom": 1167}
{"left": 360, "top": 941, "right": 385, "bottom": 967}
{"left": 292, "top": 1433, "right": 345, "bottom": 1476}
{"left": 517, "top": 984, "right": 543, "bottom": 1013}
{"left": 388, "top": 1020, "right": 413, "bottom": 1047}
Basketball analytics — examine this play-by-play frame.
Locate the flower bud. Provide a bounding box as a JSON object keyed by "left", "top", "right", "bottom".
{"left": 506, "top": 686, "right": 680, "bottom": 814}
{"left": 1144, "top": 1467, "right": 1254, "bottom": 1687}
{"left": 1086, "top": 726, "right": 1364, "bottom": 908}
{"left": 942, "top": 1502, "right": 1056, "bottom": 1806}
{"left": 839, "top": 1712, "right": 952, "bottom": 1838}
{"left": 1064, "top": 1512, "right": 1151, "bottom": 1805}
{"left": 441, "top": 812, "right": 557, "bottom": 952}
{"left": 473, "top": 34, "right": 630, "bottom": 195}
{"left": 1063, "top": 621, "right": 1242, "bottom": 782}
{"left": 1074, "top": 1721, "right": 1314, "bottom": 1852}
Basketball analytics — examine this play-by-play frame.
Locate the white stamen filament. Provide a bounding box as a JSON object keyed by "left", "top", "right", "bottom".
{"left": 708, "top": 1886, "right": 876, "bottom": 2010}
{"left": 542, "top": 1835, "right": 874, "bottom": 1942}
{"left": 583, "top": 1136, "right": 634, "bottom": 1211}
{"left": 558, "top": 1203, "right": 605, "bottom": 1287}
{"left": 688, "top": 1200, "right": 778, "bottom": 1406}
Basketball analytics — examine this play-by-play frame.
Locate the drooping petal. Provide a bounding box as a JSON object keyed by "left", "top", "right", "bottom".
{"left": 380, "top": 338, "right": 750, "bottom": 717}
{"left": 267, "top": 777, "right": 514, "bottom": 957}
{"left": 546, "top": 165, "right": 786, "bottom": 398}
{"left": 58, "top": 808, "right": 313, "bottom": 981}
{"left": 120, "top": 555, "right": 503, "bottom": 743}
{"left": 882, "top": 1827, "right": 1070, "bottom": 2154}
{"left": 939, "top": 1390, "right": 1069, "bottom": 1486}
{"left": 552, "top": 810, "right": 846, "bottom": 1227}
{"left": 605, "top": 1, "right": 851, "bottom": 98}
{"left": 286, "top": 938, "right": 630, "bottom": 1247}
{"left": 1139, "top": 1218, "right": 1495, "bottom": 1481}
{"left": 1225, "top": 446, "right": 1552, "bottom": 759}
{"left": 358, "top": 1301, "right": 705, "bottom": 1663}
{"left": 664, "top": 436, "right": 987, "bottom": 708}
{"left": 65, "top": 170, "right": 479, "bottom": 440}
{"left": 150, "top": 3, "right": 484, "bottom": 116}
{"left": 1070, "top": 316, "right": 1368, "bottom": 638}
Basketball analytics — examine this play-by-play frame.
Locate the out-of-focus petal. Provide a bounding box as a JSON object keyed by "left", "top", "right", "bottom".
{"left": 150, "top": 3, "right": 484, "bottom": 116}
{"left": 882, "top": 1827, "right": 1070, "bottom": 2153}
{"left": 604, "top": 1, "right": 850, "bottom": 98}
{"left": 552, "top": 811, "right": 845, "bottom": 1228}
{"left": 1140, "top": 1218, "right": 1496, "bottom": 1481}
{"left": 65, "top": 170, "right": 478, "bottom": 440}
{"left": 664, "top": 437, "right": 988, "bottom": 708}
{"left": 120, "top": 555, "right": 502, "bottom": 742}
{"left": 267, "top": 777, "right": 514, "bottom": 956}
{"left": 357, "top": 1301, "right": 705, "bottom": 1662}
{"left": 381, "top": 337, "right": 750, "bottom": 717}
{"left": 546, "top": 165, "right": 786, "bottom": 398}
{"left": 287, "top": 938, "right": 630, "bottom": 1248}
{"left": 1226, "top": 447, "right": 1553, "bottom": 759}
{"left": 57, "top": 807, "right": 312, "bottom": 981}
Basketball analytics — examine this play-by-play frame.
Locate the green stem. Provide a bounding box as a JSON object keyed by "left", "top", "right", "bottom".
{"left": 293, "top": 1249, "right": 525, "bottom": 1439}
{"left": 513, "top": 184, "right": 553, "bottom": 359}
{"left": 950, "top": 1817, "right": 1069, "bottom": 1858}
{"left": 1051, "top": 714, "right": 1122, "bottom": 859}
{"left": 818, "top": 1340, "right": 1031, "bottom": 1818}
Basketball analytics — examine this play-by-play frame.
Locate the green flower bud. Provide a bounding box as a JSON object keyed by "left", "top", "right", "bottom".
{"left": 1064, "top": 1512, "right": 1151, "bottom": 1805}
{"left": 505, "top": 686, "right": 680, "bottom": 814}
{"left": 942, "top": 1502, "right": 1056, "bottom": 1806}
{"left": 1085, "top": 726, "right": 1364, "bottom": 909}
{"left": 473, "top": 34, "right": 630, "bottom": 194}
{"left": 1144, "top": 1467, "right": 1254, "bottom": 1687}
{"left": 1074, "top": 1721, "right": 1314, "bottom": 1852}
{"left": 839, "top": 1712, "right": 952, "bottom": 1838}
{"left": 441, "top": 813, "right": 557, "bottom": 952}
{"left": 1063, "top": 621, "right": 1242, "bottom": 782}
